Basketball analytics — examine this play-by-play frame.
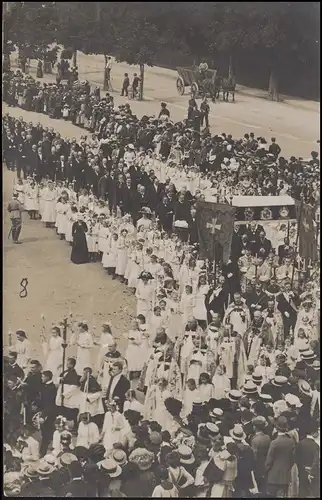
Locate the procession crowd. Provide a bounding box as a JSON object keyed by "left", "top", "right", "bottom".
{"left": 3, "top": 69, "right": 321, "bottom": 498}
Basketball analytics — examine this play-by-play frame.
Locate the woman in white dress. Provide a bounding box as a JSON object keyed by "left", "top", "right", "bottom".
{"left": 55, "top": 197, "right": 68, "bottom": 238}
{"left": 42, "top": 181, "right": 57, "bottom": 227}
{"left": 115, "top": 228, "right": 129, "bottom": 281}
{"left": 124, "top": 320, "right": 147, "bottom": 379}
{"left": 102, "top": 232, "right": 118, "bottom": 274}
{"left": 65, "top": 205, "right": 78, "bottom": 244}
{"left": 76, "top": 412, "right": 100, "bottom": 449}
{"left": 71, "top": 321, "right": 94, "bottom": 374}
{"left": 101, "top": 400, "right": 129, "bottom": 454}
{"left": 96, "top": 322, "right": 115, "bottom": 369}
{"left": 41, "top": 325, "right": 64, "bottom": 384}
{"left": 13, "top": 330, "right": 32, "bottom": 374}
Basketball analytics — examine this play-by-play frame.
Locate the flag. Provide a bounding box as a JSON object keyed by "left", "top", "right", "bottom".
{"left": 295, "top": 200, "right": 318, "bottom": 261}
{"left": 196, "top": 201, "right": 235, "bottom": 264}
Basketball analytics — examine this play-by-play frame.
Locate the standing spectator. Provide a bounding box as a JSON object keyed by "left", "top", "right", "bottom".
{"left": 121, "top": 74, "right": 130, "bottom": 97}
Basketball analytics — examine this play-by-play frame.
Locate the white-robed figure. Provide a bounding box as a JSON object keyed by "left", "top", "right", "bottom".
{"left": 102, "top": 232, "right": 118, "bottom": 269}
{"left": 180, "top": 285, "right": 195, "bottom": 329}
{"left": 96, "top": 323, "right": 115, "bottom": 369}
{"left": 125, "top": 320, "right": 148, "bottom": 374}
{"left": 41, "top": 325, "right": 64, "bottom": 384}
{"left": 55, "top": 197, "right": 68, "bottom": 236}
{"left": 212, "top": 364, "right": 231, "bottom": 400}
{"left": 70, "top": 321, "right": 94, "bottom": 374}
{"left": 224, "top": 292, "right": 251, "bottom": 338}
{"left": 218, "top": 329, "right": 236, "bottom": 380}
{"left": 78, "top": 367, "right": 104, "bottom": 418}
{"left": 65, "top": 205, "right": 78, "bottom": 243}
{"left": 13, "top": 329, "right": 32, "bottom": 374}
{"left": 193, "top": 275, "right": 209, "bottom": 323}
{"left": 14, "top": 179, "right": 26, "bottom": 207}
{"left": 144, "top": 377, "right": 172, "bottom": 426}
{"left": 24, "top": 181, "right": 39, "bottom": 217}
{"left": 101, "top": 399, "right": 129, "bottom": 453}
{"left": 136, "top": 271, "right": 155, "bottom": 319}
{"left": 115, "top": 228, "right": 129, "bottom": 278}
{"left": 76, "top": 412, "right": 100, "bottom": 449}
{"left": 42, "top": 181, "right": 57, "bottom": 225}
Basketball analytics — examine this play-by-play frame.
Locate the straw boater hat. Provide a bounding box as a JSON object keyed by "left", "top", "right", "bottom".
{"left": 178, "top": 445, "right": 195, "bottom": 465}
{"left": 209, "top": 408, "right": 224, "bottom": 419}
{"left": 243, "top": 381, "right": 258, "bottom": 395}
{"left": 271, "top": 375, "right": 288, "bottom": 387}
{"left": 312, "top": 360, "right": 320, "bottom": 370}
{"left": 228, "top": 390, "right": 242, "bottom": 403}
{"left": 285, "top": 394, "right": 302, "bottom": 409}
{"left": 59, "top": 453, "right": 78, "bottom": 468}
{"left": 23, "top": 464, "right": 39, "bottom": 479}
{"left": 110, "top": 449, "right": 127, "bottom": 466}
{"left": 259, "top": 393, "right": 273, "bottom": 403}
{"left": 229, "top": 424, "right": 246, "bottom": 441}
{"left": 205, "top": 423, "right": 220, "bottom": 440}
{"left": 35, "top": 461, "right": 55, "bottom": 476}
{"left": 298, "top": 379, "right": 313, "bottom": 397}
{"left": 100, "top": 459, "right": 122, "bottom": 478}
{"left": 301, "top": 350, "right": 316, "bottom": 361}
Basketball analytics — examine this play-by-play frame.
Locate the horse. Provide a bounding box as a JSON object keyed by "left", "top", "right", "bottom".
{"left": 215, "top": 76, "right": 236, "bottom": 102}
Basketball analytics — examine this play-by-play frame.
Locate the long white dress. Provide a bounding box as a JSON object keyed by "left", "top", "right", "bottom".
{"left": 42, "top": 188, "right": 57, "bottom": 223}
{"left": 212, "top": 372, "right": 231, "bottom": 400}
{"left": 76, "top": 421, "right": 100, "bottom": 448}
{"left": 102, "top": 411, "right": 129, "bottom": 453}
{"left": 136, "top": 281, "right": 155, "bottom": 318}
{"left": 125, "top": 329, "right": 146, "bottom": 372}
{"left": 102, "top": 237, "right": 118, "bottom": 268}
{"left": 65, "top": 209, "right": 77, "bottom": 243}
{"left": 193, "top": 285, "right": 209, "bottom": 321}
{"left": 97, "top": 331, "right": 115, "bottom": 368}
{"left": 24, "top": 186, "right": 39, "bottom": 211}
{"left": 14, "top": 339, "right": 32, "bottom": 373}
{"left": 116, "top": 235, "right": 128, "bottom": 276}
{"left": 42, "top": 335, "right": 64, "bottom": 383}
{"left": 55, "top": 201, "right": 68, "bottom": 234}
{"left": 75, "top": 331, "right": 95, "bottom": 374}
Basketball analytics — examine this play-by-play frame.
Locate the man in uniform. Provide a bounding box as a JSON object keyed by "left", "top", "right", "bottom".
{"left": 7, "top": 191, "right": 23, "bottom": 244}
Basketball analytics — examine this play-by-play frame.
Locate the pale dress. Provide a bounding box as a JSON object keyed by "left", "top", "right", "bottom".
{"left": 14, "top": 339, "right": 32, "bottom": 373}
{"left": 42, "top": 336, "right": 64, "bottom": 383}
{"left": 24, "top": 186, "right": 39, "bottom": 211}
{"left": 125, "top": 329, "right": 146, "bottom": 372}
{"left": 116, "top": 236, "right": 128, "bottom": 276}
{"left": 42, "top": 189, "right": 57, "bottom": 223}
{"left": 102, "top": 237, "right": 118, "bottom": 268}
{"left": 102, "top": 411, "right": 129, "bottom": 453}
{"left": 98, "top": 226, "right": 110, "bottom": 253}
{"left": 193, "top": 285, "right": 209, "bottom": 321}
{"left": 136, "top": 281, "right": 154, "bottom": 318}
{"left": 97, "top": 331, "right": 115, "bottom": 368}
{"left": 76, "top": 421, "right": 100, "bottom": 448}
{"left": 74, "top": 331, "right": 95, "bottom": 374}
{"left": 65, "top": 210, "right": 77, "bottom": 243}
{"left": 212, "top": 373, "right": 231, "bottom": 400}
{"left": 55, "top": 201, "right": 68, "bottom": 234}
{"left": 86, "top": 222, "right": 99, "bottom": 253}
{"left": 38, "top": 187, "right": 45, "bottom": 218}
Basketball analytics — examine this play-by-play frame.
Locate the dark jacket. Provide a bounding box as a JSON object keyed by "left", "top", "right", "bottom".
{"left": 105, "top": 374, "right": 131, "bottom": 413}
{"left": 265, "top": 433, "right": 295, "bottom": 485}
{"left": 251, "top": 431, "right": 271, "bottom": 481}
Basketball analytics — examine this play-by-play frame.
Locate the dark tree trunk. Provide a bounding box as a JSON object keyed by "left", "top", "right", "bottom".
{"left": 139, "top": 63, "right": 144, "bottom": 101}
{"left": 103, "top": 53, "right": 108, "bottom": 90}
{"left": 72, "top": 49, "right": 77, "bottom": 68}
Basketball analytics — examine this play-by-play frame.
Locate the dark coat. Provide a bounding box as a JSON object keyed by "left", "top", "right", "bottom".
{"left": 265, "top": 433, "right": 295, "bottom": 485}
{"left": 40, "top": 381, "right": 57, "bottom": 419}
{"left": 105, "top": 374, "right": 130, "bottom": 412}
{"left": 156, "top": 202, "right": 174, "bottom": 232}
{"left": 251, "top": 431, "right": 271, "bottom": 481}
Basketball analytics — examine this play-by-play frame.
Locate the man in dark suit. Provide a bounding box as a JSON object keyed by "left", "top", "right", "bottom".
{"left": 205, "top": 275, "right": 229, "bottom": 321}
{"left": 188, "top": 206, "right": 199, "bottom": 245}
{"left": 265, "top": 416, "right": 295, "bottom": 497}
{"left": 295, "top": 421, "right": 320, "bottom": 496}
{"left": 56, "top": 154, "right": 68, "bottom": 181}
{"left": 98, "top": 171, "right": 111, "bottom": 201}
{"left": 245, "top": 222, "right": 263, "bottom": 256}
{"left": 254, "top": 230, "right": 272, "bottom": 259}
{"left": 174, "top": 192, "right": 191, "bottom": 223}
{"left": 278, "top": 237, "right": 293, "bottom": 264}
{"left": 105, "top": 361, "right": 130, "bottom": 413}
{"left": 277, "top": 279, "right": 299, "bottom": 336}
{"left": 250, "top": 417, "right": 271, "bottom": 493}
{"left": 244, "top": 282, "right": 268, "bottom": 319}
{"left": 39, "top": 370, "right": 58, "bottom": 456}
{"left": 7, "top": 350, "right": 25, "bottom": 380}
{"left": 148, "top": 175, "right": 165, "bottom": 209}
{"left": 59, "top": 461, "right": 89, "bottom": 497}
{"left": 156, "top": 196, "right": 174, "bottom": 233}
{"left": 28, "top": 144, "right": 41, "bottom": 179}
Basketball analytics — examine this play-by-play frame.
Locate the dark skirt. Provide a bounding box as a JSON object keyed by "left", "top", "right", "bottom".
{"left": 71, "top": 222, "right": 89, "bottom": 264}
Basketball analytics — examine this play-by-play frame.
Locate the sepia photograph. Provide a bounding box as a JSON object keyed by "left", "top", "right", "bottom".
{"left": 2, "top": 2, "right": 320, "bottom": 497}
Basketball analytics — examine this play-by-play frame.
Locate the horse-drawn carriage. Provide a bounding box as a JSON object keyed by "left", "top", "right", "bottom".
{"left": 176, "top": 63, "right": 236, "bottom": 102}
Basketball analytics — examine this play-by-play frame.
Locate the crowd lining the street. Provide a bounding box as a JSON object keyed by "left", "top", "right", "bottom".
{"left": 3, "top": 69, "right": 320, "bottom": 498}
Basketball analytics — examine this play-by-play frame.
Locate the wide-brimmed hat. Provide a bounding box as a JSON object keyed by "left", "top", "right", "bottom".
{"left": 35, "top": 461, "right": 55, "bottom": 476}
{"left": 139, "top": 206, "right": 152, "bottom": 215}
{"left": 129, "top": 448, "right": 154, "bottom": 471}
{"left": 243, "top": 381, "right": 258, "bottom": 394}
{"left": 23, "top": 464, "right": 39, "bottom": 479}
{"left": 259, "top": 393, "right": 273, "bottom": 403}
{"left": 229, "top": 424, "right": 246, "bottom": 441}
{"left": 110, "top": 449, "right": 127, "bottom": 466}
{"left": 59, "top": 453, "right": 78, "bottom": 467}
{"left": 100, "top": 459, "right": 122, "bottom": 477}
{"left": 209, "top": 408, "right": 224, "bottom": 419}
{"left": 252, "top": 372, "right": 263, "bottom": 385}
{"left": 285, "top": 394, "right": 302, "bottom": 408}
{"left": 301, "top": 350, "right": 316, "bottom": 361}
{"left": 275, "top": 416, "right": 289, "bottom": 432}
{"left": 271, "top": 375, "right": 288, "bottom": 387}
{"left": 228, "top": 390, "right": 242, "bottom": 403}
{"left": 252, "top": 416, "right": 268, "bottom": 428}
{"left": 178, "top": 445, "right": 195, "bottom": 464}
{"left": 312, "top": 360, "right": 320, "bottom": 370}
{"left": 298, "top": 379, "right": 313, "bottom": 397}
{"left": 206, "top": 422, "right": 220, "bottom": 439}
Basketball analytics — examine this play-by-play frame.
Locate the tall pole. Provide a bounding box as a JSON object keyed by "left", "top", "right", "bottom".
{"left": 291, "top": 196, "right": 304, "bottom": 287}
{"left": 61, "top": 317, "right": 68, "bottom": 407}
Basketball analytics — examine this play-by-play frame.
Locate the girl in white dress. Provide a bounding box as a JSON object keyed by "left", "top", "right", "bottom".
{"left": 212, "top": 364, "right": 231, "bottom": 400}
{"left": 98, "top": 219, "right": 110, "bottom": 257}
{"left": 65, "top": 205, "right": 78, "bottom": 244}
{"left": 14, "top": 330, "right": 32, "bottom": 374}
{"left": 78, "top": 189, "right": 89, "bottom": 209}
{"left": 76, "top": 412, "right": 100, "bottom": 449}
{"left": 115, "top": 228, "right": 129, "bottom": 281}
{"left": 55, "top": 197, "right": 68, "bottom": 238}
{"left": 96, "top": 322, "right": 115, "bottom": 369}
{"left": 102, "top": 232, "right": 118, "bottom": 275}
{"left": 41, "top": 325, "right": 64, "bottom": 384}
{"left": 70, "top": 321, "right": 94, "bottom": 374}
{"left": 136, "top": 272, "right": 155, "bottom": 319}
{"left": 24, "top": 181, "right": 39, "bottom": 219}
{"left": 86, "top": 215, "right": 100, "bottom": 262}
{"left": 193, "top": 274, "right": 209, "bottom": 329}
{"left": 198, "top": 372, "right": 214, "bottom": 403}
{"left": 180, "top": 285, "right": 195, "bottom": 329}
{"left": 14, "top": 178, "right": 26, "bottom": 207}
{"left": 42, "top": 182, "right": 57, "bottom": 227}
{"left": 124, "top": 320, "right": 147, "bottom": 378}
{"left": 101, "top": 400, "right": 129, "bottom": 454}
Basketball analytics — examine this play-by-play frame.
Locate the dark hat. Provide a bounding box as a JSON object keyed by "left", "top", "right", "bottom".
{"left": 252, "top": 416, "right": 268, "bottom": 428}
{"left": 275, "top": 416, "right": 288, "bottom": 432}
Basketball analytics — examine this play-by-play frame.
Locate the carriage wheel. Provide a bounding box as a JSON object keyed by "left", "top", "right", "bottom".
{"left": 176, "top": 77, "right": 185, "bottom": 96}
{"left": 191, "top": 82, "right": 199, "bottom": 98}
